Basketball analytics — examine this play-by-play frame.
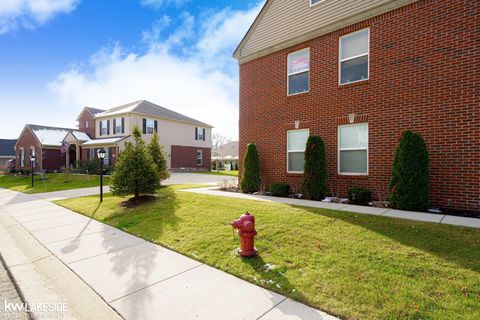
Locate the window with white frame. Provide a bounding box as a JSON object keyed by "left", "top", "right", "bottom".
{"left": 100, "top": 120, "right": 108, "bottom": 135}
{"left": 338, "top": 123, "right": 368, "bottom": 174}
{"left": 146, "top": 119, "right": 155, "bottom": 134}
{"left": 20, "top": 148, "right": 25, "bottom": 167}
{"left": 196, "top": 149, "right": 203, "bottom": 165}
{"left": 311, "top": 0, "right": 325, "bottom": 5}
{"left": 115, "top": 118, "right": 122, "bottom": 134}
{"left": 287, "top": 48, "right": 309, "bottom": 95}
{"left": 85, "top": 121, "right": 89, "bottom": 128}
{"left": 287, "top": 129, "right": 309, "bottom": 172}
{"left": 339, "top": 29, "right": 369, "bottom": 85}
{"left": 196, "top": 127, "right": 204, "bottom": 140}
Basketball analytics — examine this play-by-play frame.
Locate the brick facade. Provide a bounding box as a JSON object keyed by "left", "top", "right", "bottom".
{"left": 239, "top": 0, "right": 479, "bottom": 212}
{"left": 171, "top": 146, "right": 211, "bottom": 171}
{"left": 15, "top": 128, "right": 41, "bottom": 172}
{"left": 78, "top": 110, "right": 96, "bottom": 138}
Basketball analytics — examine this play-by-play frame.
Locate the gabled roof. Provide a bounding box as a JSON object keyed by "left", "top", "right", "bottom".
{"left": 0, "top": 139, "right": 16, "bottom": 156}
{"left": 27, "top": 124, "right": 77, "bottom": 147}
{"left": 76, "top": 106, "right": 106, "bottom": 121}
{"left": 213, "top": 141, "right": 239, "bottom": 159}
{"left": 95, "top": 100, "right": 213, "bottom": 128}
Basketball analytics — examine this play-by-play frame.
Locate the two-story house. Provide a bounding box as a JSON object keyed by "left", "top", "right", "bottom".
{"left": 234, "top": 0, "right": 479, "bottom": 213}
{"left": 15, "top": 100, "right": 213, "bottom": 172}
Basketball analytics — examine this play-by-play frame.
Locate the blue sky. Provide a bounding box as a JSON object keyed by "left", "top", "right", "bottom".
{"left": 0, "top": 0, "right": 262, "bottom": 139}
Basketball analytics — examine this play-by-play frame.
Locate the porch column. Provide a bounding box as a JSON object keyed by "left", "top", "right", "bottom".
{"left": 65, "top": 147, "right": 70, "bottom": 170}
{"left": 76, "top": 144, "right": 80, "bottom": 168}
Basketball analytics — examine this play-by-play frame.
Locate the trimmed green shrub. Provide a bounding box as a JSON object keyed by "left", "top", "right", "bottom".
{"left": 269, "top": 183, "right": 290, "bottom": 197}
{"left": 111, "top": 127, "right": 159, "bottom": 199}
{"left": 347, "top": 188, "right": 372, "bottom": 205}
{"left": 302, "top": 136, "right": 327, "bottom": 200}
{"left": 240, "top": 143, "right": 261, "bottom": 193}
{"left": 389, "top": 130, "right": 429, "bottom": 211}
{"left": 148, "top": 132, "right": 170, "bottom": 183}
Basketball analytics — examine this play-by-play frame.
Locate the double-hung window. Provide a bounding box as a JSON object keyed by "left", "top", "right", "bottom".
{"left": 287, "top": 129, "right": 309, "bottom": 173}
{"left": 114, "top": 118, "right": 123, "bottom": 134}
{"left": 287, "top": 48, "right": 309, "bottom": 95}
{"left": 20, "top": 148, "right": 25, "bottom": 167}
{"left": 100, "top": 120, "right": 108, "bottom": 135}
{"left": 146, "top": 119, "right": 155, "bottom": 134}
{"left": 196, "top": 127, "right": 205, "bottom": 141}
{"left": 196, "top": 150, "right": 203, "bottom": 165}
{"left": 338, "top": 123, "right": 368, "bottom": 174}
{"left": 339, "top": 28, "right": 369, "bottom": 85}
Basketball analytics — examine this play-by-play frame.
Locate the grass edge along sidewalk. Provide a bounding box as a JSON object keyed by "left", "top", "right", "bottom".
{"left": 55, "top": 185, "right": 480, "bottom": 320}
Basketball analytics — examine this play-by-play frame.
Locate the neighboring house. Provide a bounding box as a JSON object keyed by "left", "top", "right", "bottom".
{"left": 234, "top": 0, "right": 479, "bottom": 212}
{"left": 0, "top": 139, "right": 16, "bottom": 170}
{"left": 15, "top": 100, "right": 213, "bottom": 172}
{"left": 212, "top": 141, "right": 238, "bottom": 170}
{"left": 14, "top": 124, "right": 81, "bottom": 172}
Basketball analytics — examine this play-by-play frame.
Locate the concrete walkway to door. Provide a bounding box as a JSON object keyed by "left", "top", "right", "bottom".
{"left": 0, "top": 188, "right": 337, "bottom": 320}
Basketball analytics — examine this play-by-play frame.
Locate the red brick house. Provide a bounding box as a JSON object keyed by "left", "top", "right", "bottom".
{"left": 15, "top": 100, "right": 212, "bottom": 172}
{"left": 234, "top": 0, "right": 479, "bottom": 213}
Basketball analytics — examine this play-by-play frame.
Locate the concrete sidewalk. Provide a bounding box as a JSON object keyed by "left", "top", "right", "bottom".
{"left": 0, "top": 188, "right": 337, "bottom": 320}
{"left": 181, "top": 188, "right": 480, "bottom": 229}
{"left": 34, "top": 172, "right": 236, "bottom": 201}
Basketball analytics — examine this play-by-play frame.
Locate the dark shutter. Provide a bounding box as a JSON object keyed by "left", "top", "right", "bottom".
{"left": 121, "top": 118, "right": 125, "bottom": 134}
{"left": 113, "top": 119, "right": 116, "bottom": 135}
{"left": 154, "top": 120, "right": 158, "bottom": 133}
{"left": 107, "top": 120, "right": 110, "bottom": 135}
{"left": 202, "top": 128, "right": 206, "bottom": 141}
{"left": 99, "top": 121, "right": 102, "bottom": 136}
{"left": 143, "top": 119, "right": 147, "bottom": 134}
{"left": 195, "top": 127, "right": 198, "bottom": 140}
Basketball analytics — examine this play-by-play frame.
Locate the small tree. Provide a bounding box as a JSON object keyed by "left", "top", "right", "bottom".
{"left": 148, "top": 132, "right": 170, "bottom": 183}
{"left": 240, "top": 143, "right": 261, "bottom": 193}
{"left": 389, "top": 130, "right": 429, "bottom": 211}
{"left": 111, "top": 127, "right": 159, "bottom": 199}
{"left": 302, "top": 136, "right": 327, "bottom": 200}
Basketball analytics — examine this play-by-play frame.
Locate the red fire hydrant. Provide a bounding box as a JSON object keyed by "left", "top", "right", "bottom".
{"left": 231, "top": 212, "right": 257, "bottom": 257}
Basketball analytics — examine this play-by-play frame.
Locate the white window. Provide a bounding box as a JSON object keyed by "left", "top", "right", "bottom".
{"left": 339, "top": 28, "right": 369, "bottom": 85}
{"left": 115, "top": 118, "right": 122, "bottom": 134}
{"left": 196, "top": 150, "right": 203, "bottom": 165}
{"left": 89, "top": 149, "right": 95, "bottom": 159}
{"left": 100, "top": 120, "right": 108, "bottom": 135}
{"left": 196, "top": 127, "right": 204, "bottom": 140}
{"left": 287, "top": 129, "right": 309, "bottom": 173}
{"left": 287, "top": 48, "right": 309, "bottom": 95}
{"left": 20, "top": 148, "right": 25, "bottom": 167}
{"left": 338, "top": 123, "right": 368, "bottom": 174}
{"left": 103, "top": 148, "right": 110, "bottom": 165}
{"left": 85, "top": 121, "right": 89, "bottom": 128}
{"left": 311, "top": 0, "right": 325, "bottom": 6}
{"left": 146, "top": 119, "right": 155, "bottom": 134}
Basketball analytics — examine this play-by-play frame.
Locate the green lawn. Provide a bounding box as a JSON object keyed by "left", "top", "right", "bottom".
{"left": 198, "top": 170, "right": 238, "bottom": 177}
{"left": 0, "top": 173, "right": 110, "bottom": 194}
{"left": 55, "top": 186, "right": 480, "bottom": 320}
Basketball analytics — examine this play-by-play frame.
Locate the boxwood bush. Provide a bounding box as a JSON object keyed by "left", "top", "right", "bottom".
{"left": 269, "top": 183, "right": 290, "bottom": 197}
{"left": 347, "top": 188, "right": 372, "bottom": 205}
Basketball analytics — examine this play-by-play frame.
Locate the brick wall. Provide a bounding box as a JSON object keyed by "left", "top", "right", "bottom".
{"left": 78, "top": 110, "right": 96, "bottom": 138}
{"left": 15, "top": 127, "right": 41, "bottom": 172}
{"left": 239, "top": 0, "right": 479, "bottom": 212}
{"left": 42, "top": 148, "right": 66, "bottom": 172}
{"left": 171, "top": 145, "right": 211, "bottom": 171}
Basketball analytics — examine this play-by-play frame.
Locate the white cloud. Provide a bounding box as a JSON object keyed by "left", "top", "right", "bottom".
{"left": 0, "top": 0, "right": 78, "bottom": 34}
{"left": 49, "top": 3, "right": 263, "bottom": 140}
{"left": 140, "top": 0, "right": 188, "bottom": 10}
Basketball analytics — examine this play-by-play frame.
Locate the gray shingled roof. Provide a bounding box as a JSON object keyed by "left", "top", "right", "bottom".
{"left": 85, "top": 107, "right": 105, "bottom": 115}
{"left": 0, "top": 139, "right": 16, "bottom": 156}
{"left": 96, "top": 100, "right": 213, "bottom": 127}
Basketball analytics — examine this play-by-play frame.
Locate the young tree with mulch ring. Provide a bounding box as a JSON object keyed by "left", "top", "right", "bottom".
{"left": 240, "top": 143, "right": 261, "bottom": 193}
{"left": 389, "top": 130, "right": 429, "bottom": 211}
{"left": 111, "top": 127, "right": 159, "bottom": 200}
{"left": 148, "top": 132, "right": 170, "bottom": 184}
{"left": 302, "top": 136, "right": 327, "bottom": 200}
